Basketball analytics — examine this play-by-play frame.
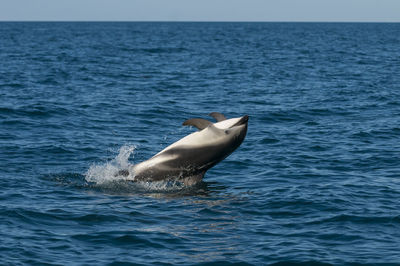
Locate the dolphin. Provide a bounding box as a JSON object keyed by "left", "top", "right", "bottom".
{"left": 118, "top": 112, "right": 248, "bottom": 185}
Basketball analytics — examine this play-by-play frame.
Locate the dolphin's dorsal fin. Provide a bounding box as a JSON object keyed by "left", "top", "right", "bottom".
{"left": 182, "top": 118, "right": 212, "bottom": 130}
{"left": 209, "top": 112, "right": 227, "bottom": 122}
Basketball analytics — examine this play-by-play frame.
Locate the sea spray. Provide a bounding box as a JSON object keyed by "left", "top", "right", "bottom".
{"left": 85, "top": 144, "right": 191, "bottom": 191}
{"left": 85, "top": 145, "right": 136, "bottom": 184}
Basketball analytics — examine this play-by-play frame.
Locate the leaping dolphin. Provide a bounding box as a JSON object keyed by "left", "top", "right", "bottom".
{"left": 118, "top": 112, "right": 248, "bottom": 185}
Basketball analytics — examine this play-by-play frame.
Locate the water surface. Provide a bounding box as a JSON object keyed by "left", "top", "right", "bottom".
{"left": 1, "top": 22, "right": 400, "bottom": 265}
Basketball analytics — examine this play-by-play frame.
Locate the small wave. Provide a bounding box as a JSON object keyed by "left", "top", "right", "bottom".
{"left": 121, "top": 47, "right": 188, "bottom": 54}
{"left": 270, "top": 260, "right": 332, "bottom": 266}
{"left": 316, "top": 214, "right": 400, "bottom": 225}
{"left": 41, "top": 172, "right": 89, "bottom": 192}
{"left": 261, "top": 137, "right": 280, "bottom": 144}
{"left": 0, "top": 83, "right": 24, "bottom": 89}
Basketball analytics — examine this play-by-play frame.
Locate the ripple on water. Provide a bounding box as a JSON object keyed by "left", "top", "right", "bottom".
{"left": 1, "top": 22, "right": 400, "bottom": 265}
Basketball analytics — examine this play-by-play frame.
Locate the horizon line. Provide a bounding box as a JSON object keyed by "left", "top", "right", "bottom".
{"left": 0, "top": 20, "right": 399, "bottom": 23}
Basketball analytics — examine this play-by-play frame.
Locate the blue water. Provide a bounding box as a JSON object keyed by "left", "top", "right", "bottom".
{"left": 1, "top": 22, "right": 400, "bottom": 265}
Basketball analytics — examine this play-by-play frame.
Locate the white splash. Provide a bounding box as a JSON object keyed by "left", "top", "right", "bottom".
{"left": 84, "top": 143, "right": 199, "bottom": 191}
{"left": 135, "top": 180, "right": 186, "bottom": 191}
{"left": 85, "top": 145, "right": 136, "bottom": 184}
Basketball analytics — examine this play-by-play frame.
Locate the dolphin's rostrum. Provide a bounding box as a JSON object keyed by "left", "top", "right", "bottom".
{"left": 118, "top": 112, "right": 248, "bottom": 185}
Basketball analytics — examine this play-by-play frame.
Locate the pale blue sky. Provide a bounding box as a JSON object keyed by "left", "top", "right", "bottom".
{"left": 0, "top": 0, "right": 399, "bottom": 22}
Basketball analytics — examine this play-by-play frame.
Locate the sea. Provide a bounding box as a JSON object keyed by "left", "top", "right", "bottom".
{"left": 0, "top": 22, "right": 399, "bottom": 265}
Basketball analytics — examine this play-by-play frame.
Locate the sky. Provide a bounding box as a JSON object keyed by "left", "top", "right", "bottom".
{"left": 0, "top": 0, "right": 399, "bottom": 22}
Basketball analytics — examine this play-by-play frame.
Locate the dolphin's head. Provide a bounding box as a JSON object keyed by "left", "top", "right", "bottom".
{"left": 214, "top": 115, "right": 249, "bottom": 153}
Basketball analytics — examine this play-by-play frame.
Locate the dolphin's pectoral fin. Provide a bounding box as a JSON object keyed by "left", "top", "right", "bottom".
{"left": 182, "top": 118, "right": 212, "bottom": 130}
{"left": 115, "top": 169, "right": 130, "bottom": 177}
{"left": 209, "top": 112, "right": 227, "bottom": 122}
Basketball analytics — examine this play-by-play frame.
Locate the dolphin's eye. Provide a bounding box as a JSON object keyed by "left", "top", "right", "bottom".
{"left": 224, "top": 130, "right": 229, "bottom": 134}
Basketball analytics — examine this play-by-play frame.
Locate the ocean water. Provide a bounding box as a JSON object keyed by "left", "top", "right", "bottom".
{"left": 0, "top": 22, "right": 400, "bottom": 265}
